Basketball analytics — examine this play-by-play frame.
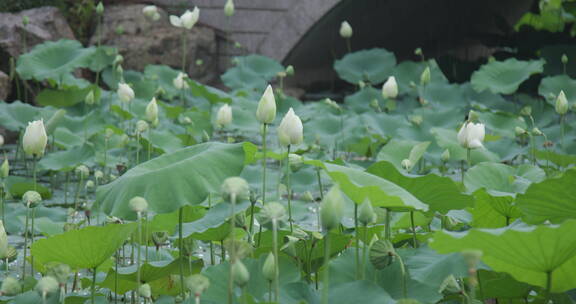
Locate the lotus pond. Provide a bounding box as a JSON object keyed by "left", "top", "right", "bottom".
{"left": 0, "top": 4, "right": 576, "bottom": 304}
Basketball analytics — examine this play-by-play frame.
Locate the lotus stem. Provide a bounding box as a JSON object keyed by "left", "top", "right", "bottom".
{"left": 362, "top": 224, "right": 368, "bottom": 280}
{"left": 136, "top": 212, "right": 142, "bottom": 300}
{"left": 178, "top": 207, "right": 185, "bottom": 299}
{"left": 410, "top": 211, "right": 418, "bottom": 248}
{"left": 384, "top": 208, "right": 391, "bottom": 241}
{"left": 397, "top": 254, "right": 408, "bottom": 299}
{"left": 228, "top": 193, "right": 236, "bottom": 304}
{"left": 30, "top": 207, "right": 36, "bottom": 276}
{"left": 354, "top": 203, "right": 360, "bottom": 279}
{"left": 286, "top": 145, "right": 293, "bottom": 232}
{"left": 560, "top": 115, "right": 565, "bottom": 150}
{"left": 136, "top": 132, "right": 140, "bottom": 165}
{"left": 272, "top": 219, "right": 279, "bottom": 302}
{"left": 91, "top": 266, "right": 97, "bottom": 304}
{"left": 316, "top": 168, "right": 324, "bottom": 231}
{"left": 321, "top": 232, "right": 331, "bottom": 304}
{"left": 22, "top": 207, "right": 30, "bottom": 282}
{"left": 73, "top": 173, "right": 84, "bottom": 214}
{"left": 114, "top": 249, "right": 119, "bottom": 303}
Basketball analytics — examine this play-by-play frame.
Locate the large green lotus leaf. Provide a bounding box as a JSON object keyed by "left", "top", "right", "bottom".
{"left": 376, "top": 139, "right": 423, "bottom": 170}
{"left": 367, "top": 161, "right": 472, "bottom": 213}
{"left": 517, "top": 169, "right": 576, "bottom": 224}
{"left": 16, "top": 39, "right": 96, "bottom": 82}
{"left": 0, "top": 101, "right": 42, "bottom": 131}
{"left": 334, "top": 48, "right": 396, "bottom": 85}
{"left": 471, "top": 59, "right": 545, "bottom": 94}
{"left": 464, "top": 163, "right": 545, "bottom": 195}
{"left": 393, "top": 60, "right": 448, "bottom": 94}
{"left": 538, "top": 75, "right": 576, "bottom": 106}
{"left": 430, "top": 220, "right": 576, "bottom": 292}
{"left": 328, "top": 281, "right": 394, "bottom": 304}
{"left": 89, "top": 45, "right": 118, "bottom": 72}
{"left": 535, "top": 150, "right": 576, "bottom": 168}
{"left": 478, "top": 112, "right": 527, "bottom": 139}
{"left": 31, "top": 223, "right": 136, "bottom": 269}
{"left": 344, "top": 87, "right": 384, "bottom": 113}
{"left": 36, "top": 85, "right": 96, "bottom": 108}
{"left": 404, "top": 246, "right": 468, "bottom": 289}
{"left": 189, "top": 80, "right": 233, "bottom": 105}
{"left": 96, "top": 142, "right": 249, "bottom": 219}
{"left": 323, "top": 163, "right": 429, "bottom": 211}
{"left": 181, "top": 201, "right": 250, "bottom": 238}
{"left": 38, "top": 144, "right": 95, "bottom": 172}
{"left": 234, "top": 54, "right": 284, "bottom": 79}
{"left": 141, "top": 129, "right": 185, "bottom": 154}
{"left": 53, "top": 127, "right": 85, "bottom": 149}
{"left": 4, "top": 175, "right": 51, "bottom": 199}
{"left": 144, "top": 64, "right": 180, "bottom": 98}
{"left": 471, "top": 189, "right": 519, "bottom": 229}
{"left": 221, "top": 66, "right": 266, "bottom": 91}
{"left": 477, "top": 270, "right": 532, "bottom": 300}
{"left": 430, "top": 127, "right": 500, "bottom": 164}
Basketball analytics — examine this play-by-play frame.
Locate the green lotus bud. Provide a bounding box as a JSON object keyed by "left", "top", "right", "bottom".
{"left": 302, "top": 191, "right": 314, "bottom": 202}
{"left": 286, "top": 65, "right": 295, "bottom": 76}
{"left": 75, "top": 165, "right": 90, "bottom": 178}
{"left": 256, "top": 85, "right": 277, "bottom": 124}
{"left": 0, "top": 158, "right": 9, "bottom": 178}
{"left": 441, "top": 149, "right": 450, "bottom": 162}
{"left": 358, "top": 199, "right": 376, "bottom": 226}
{"left": 0, "top": 221, "right": 7, "bottom": 259}
{"left": 45, "top": 109, "right": 67, "bottom": 135}
{"left": 196, "top": 59, "right": 204, "bottom": 66}
{"left": 145, "top": 97, "right": 159, "bottom": 123}
{"left": 46, "top": 263, "right": 71, "bottom": 285}
{"left": 85, "top": 180, "right": 95, "bottom": 190}
{"left": 262, "top": 253, "right": 276, "bottom": 281}
{"left": 358, "top": 80, "right": 365, "bottom": 89}
{"left": 409, "top": 115, "right": 423, "bottom": 126}
{"left": 556, "top": 90, "right": 569, "bottom": 115}
{"left": 401, "top": 159, "right": 412, "bottom": 170}
{"left": 221, "top": 177, "right": 250, "bottom": 202}
{"left": 420, "top": 66, "right": 431, "bottom": 85}
{"left": 85, "top": 90, "right": 95, "bottom": 105}
{"left": 277, "top": 71, "right": 287, "bottom": 78}
{"left": 22, "top": 15, "right": 29, "bottom": 26}
{"left": 414, "top": 48, "right": 422, "bottom": 56}
{"left": 224, "top": 0, "right": 234, "bottom": 16}
{"left": 562, "top": 53, "right": 568, "bottom": 65}
{"left": 260, "top": 201, "right": 286, "bottom": 223}
{"left": 185, "top": 274, "right": 210, "bottom": 297}
{"left": 515, "top": 126, "right": 526, "bottom": 136}
{"left": 532, "top": 127, "right": 543, "bottom": 136}
{"left": 320, "top": 186, "right": 345, "bottom": 231}
{"left": 232, "top": 260, "right": 250, "bottom": 287}
{"left": 139, "top": 283, "right": 152, "bottom": 298}
{"left": 288, "top": 153, "right": 303, "bottom": 167}
{"left": 113, "top": 54, "right": 124, "bottom": 65}
{"left": 136, "top": 120, "right": 149, "bottom": 133}
{"left": 129, "top": 196, "right": 148, "bottom": 213}
{"left": 277, "top": 108, "right": 304, "bottom": 147}
{"left": 520, "top": 106, "right": 532, "bottom": 116}
{"left": 96, "top": 2, "right": 104, "bottom": 15}
{"left": 35, "top": 276, "right": 59, "bottom": 297}
{"left": 105, "top": 128, "right": 115, "bottom": 139}
{"left": 339, "top": 21, "right": 353, "bottom": 38}
{"left": 0, "top": 277, "right": 20, "bottom": 296}
{"left": 22, "top": 190, "right": 42, "bottom": 208}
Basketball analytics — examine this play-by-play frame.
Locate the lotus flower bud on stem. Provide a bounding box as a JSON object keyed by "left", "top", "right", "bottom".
{"left": 170, "top": 7, "right": 200, "bottom": 29}
{"left": 339, "top": 21, "right": 353, "bottom": 38}
{"left": 117, "top": 83, "right": 134, "bottom": 103}
{"left": 381, "top": 76, "right": 398, "bottom": 99}
{"left": 401, "top": 159, "right": 412, "bottom": 170}
{"left": 96, "top": 2, "right": 104, "bottom": 15}
{"left": 262, "top": 252, "right": 276, "bottom": 281}
{"left": 224, "top": 0, "right": 235, "bottom": 17}
{"left": 136, "top": 120, "right": 149, "bottom": 134}
{"left": 23, "top": 120, "right": 48, "bottom": 157}
{"left": 139, "top": 283, "right": 152, "bottom": 299}
{"left": 556, "top": 90, "right": 569, "bottom": 115}
{"left": 173, "top": 72, "right": 189, "bottom": 90}
{"left": 420, "top": 66, "right": 431, "bottom": 85}
{"left": 285, "top": 65, "right": 295, "bottom": 76}
{"left": 562, "top": 53, "right": 568, "bottom": 65}
{"left": 35, "top": 276, "right": 59, "bottom": 299}
{"left": 261, "top": 201, "right": 286, "bottom": 223}
{"left": 0, "top": 221, "right": 7, "bottom": 259}
{"left": 221, "top": 177, "right": 250, "bottom": 202}
{"left": 0, "top": 158, "right": 9, "bottom": 178}
{"left": 277, "top": 108, "right": 303, "bottom": 147}
{"left": 185, "top": 274, "right": 210, "bottom": 298}
{"left": 520, "top": 106, "right": 532, "bottom": 116}
{"left": 515, "top": 126, "right": 527, "bottom": 136}
{"left": 441, "top": 149, "right": 450, "bottom": 162}
{"left": 75, "top": 165, "right": 90, "bottom": 179}
{"left": 457, "top": 118, "right": 485, "bottom": 150}
{"left": 146, "top": 97, "right": 159, "bottom": 123}
{"left": 143, "top": 5, "right": 160, "bottom": 21}
{"left": 232, "top": 260, "right": 250, "bottom": 287}
{"left": 320, "top": 186, "right": 345, "bottom": 231}
{"left": 216, "top": 104, "right": 233, "bottom": 128}
{"left": 358, "top": 199, "right": 376, "bottom": 226}
{"left": 256, "top": 85, "right": 277, "bottom": 124}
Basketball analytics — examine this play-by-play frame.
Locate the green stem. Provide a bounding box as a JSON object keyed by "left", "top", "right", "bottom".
{"left": 272, "top": 219, "right": 280, "bottom": 302}
{"left": 30, "top": 207, "right": 36, "bottom": 276}
{"left": 316, "top": 168, "right": 324, "bottom": 231}
{"left": 466, "top": 148, "right": 471, "bottom": 170}
{"left": 530, "top": 134, "right": 536, "bottom": 166}
{"left": 286, "top": 145, "right": 293, "bottom": 232}
{"left": 114, "top": 249, "right": 119, "bottom": 303}
{"left": 545, "top": 271, "right": 553, "bottom": 301}
{"left": 178, "top": 207, "right": 185, "bottom": 299}
{"left": 147, "top": 128, "right": 151, "bottom": 161}
{"left": 91, "top": 266, "right": 97, "bottom": 304}
{"left": 410, "top": 211, "right": 418, "bottom": 248}
{"left": 208, "top": 194, "right": 215, "bottom": 265}
{"left": 136, "top": 213, "right": 142, "bottom": 300}
{"left": 73, "top": 175, "right": 84, "bottom": 213}
{"left": 228, "top": 194, "right": 236, "bottom": 304}
{"left": 354, "top": 203, "right": 360, "bottom": 279}
{"left": 397, "top": 254, "right": 408, "bottom": 299}
{"left": 560, "top": 115, "right": 565, "bottom": 150}
{"left": 256, "top": 123, "right": 267, "bottom": 235}
{"left": 384, "top": 208, "right": 391, "bottom": 241}
{"left": 322, "top": 233, "right": 331, "bottom": 304}
{"left": 22, "top": 207, "right": 30, "bottom": 282}
{"left": 362, "top": 225, "right": 368, "bottom": 280}
{"left": 32, "top": 156, "right": 37, "bottom": 191}
{"left": 268, "top": 281, "right": 272, "bottom": 303}
{"left": 144, "top": 213, "right": 148, "bottom": 263}
{"left": 345, "top": 38, "right": 351, "bottom": 54}
{"left": 136, "top": 133, "right": 140, "bottom": 165}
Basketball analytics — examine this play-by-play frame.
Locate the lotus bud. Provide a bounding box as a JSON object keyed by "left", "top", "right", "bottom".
{"left": 420, "top": 67, "right": 431, "bottom": 85}
{"left": 439, "top": 275, "right": 461, "bottom": 294}
{"left": 105, "top": 128, "right": 115, "bottom": 139}
{"left": 22, "top": 15, "right": 29, "bottom": 26}
{"left": 441, "top": 149, "right": 450, "bottom": 162}
{"left": 139, "top": 283, "right": 152, "bottom": 298}
{"left": 35, "top": 276, "right": 59, "bottom": 298}
{"left": 339, "top": 21, "right": 353, "bottom": 38}
{"left": 182, "top": 116, "right": 192, "bottom": 125}
{"left": 381, "top": 76, "right": 398, "bottom": 99}
{"left": 96, "top": 2, "right": 104, "bottom": 15}
{"left": 45, "top": 109, "right": 67, "bottom": 135}
{"left": 358, "top": 199, "right": 376, "bottom": 226}
{"left": 562, "top": 53, "right": 568, "bottom": 64}
{"left": 277, "top": 71, "right": 287, "bottom": 78}
{"left": 224, "top": 0, "right": 235, "bottom": 17}
{"left": 117, "top": 83, "right": 134, "bottom": 103}
{"left": 514, "top": 126, "right": 526, "bottom": 136}
{"left": 196, "top": 59, "right": 204, "bottom": 66}
{"left": 129, "top": 196, "right": 148, "bottom": 213}
{"left": 85, "top": 180, "right": 95, "bottom": 190}
{"left": 232, "top": 260, "right": 250, "bottom": 287}
{"left": 556, "top": 90, "right": 569, "bottom": 115}
{"left": 286, "top": 65, "right": 295, "bottom": 76}
{"left": 0, "top": 158, "right": 9, "bottom": 178}
{"left": 114, "top": 55, "right": 124, "bottom": 65}
{"left": 75, "top": 165, "right": 90, "bottom": 179}
{"left": 520, "top": 106, "right": 532, "bottom": 116}
{"left": 22, "top": 190, "right": 42, "bottom": 208}
{"left": 532, "top": 127, "right": 543, "bottom": 136}
{"left": 323, "top": 98, "right": 340, "bottom": 111}
{"left": 414, "top": 48, "right": 423, "bottom": 56}
{"left": 85, "top": 90, "right": 95, "bottom": 105}
{"left": 277, "top": 108, "right": 303, "bottom": 147}
{"left": 409, "top": 115, "right": 423, "bottom": 126}
{"left": 457, "top": 121, "right": 485, "bottom": 149}
{"left": 145, "top": 97, "right": 159, "bottom": 123}
{"left": 216, "top": 104, "right": 233, "bottom": 127}
{"left": 256, "top": 85, "right": 277, "bottom": 124}
{"left": 142, "top": 5, "right": 160, "bottom": 21}
{"left": 358, "top": 80, "right": 365, "bottom": 89}
{"left": 94, "top": 170, "right": 103, "bottom": 182}
{"left": 288, "top": 153, "right": 303, "bottom": 167}
{"left": 221, "top": 177, "right": 250, "bottom": 202}
{"left": 173, "top": 72, "right": 189, "bottom": 90}
{"left": 320, "top": 186, "right": 345, "bottom": 231}
{"left": 171, "top": 7, "right": 200, "bottom": 29}
{"left": 0, "top": 135, "right": 3, "bottom": 147}
{"left": 0, "top": 221, "right": 7, "bottom": 259}
{"left": 136, "top": 120, "right": 149, "bottom": 133}
{"left": 262, "top": 253, "right": 276, "bottom": 281}
{"left": 260, "top": 201, "right": 286, "bottom": 223}
{"left": 185, "top": 274, "right": 210, "bottom": 297}
{"left": 23, "top": 119, "right": 48, "bottom": 157}
{"left": 401, "top": 159, "right": 412, "bottom": 170}
{"left": 46, "top": 263, "right": 71, "bottom": 285}
{"left": 0, "top": 277, "right": 20, "bottom": 296}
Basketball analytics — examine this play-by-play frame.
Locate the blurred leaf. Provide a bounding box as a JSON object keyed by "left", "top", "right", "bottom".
{"left": 471, "top": 59, "right": 544, "bottom": 94}
{"left": 334, "top": 48, "right": 396, "bottom": 85}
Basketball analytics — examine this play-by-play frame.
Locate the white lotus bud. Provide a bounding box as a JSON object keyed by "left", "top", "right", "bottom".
{"left": 216, "top": 104, "right": 233, "bottom": 127}
{"left": 339, "top": 21, "right": 353, "bottom": 38}
{"left": 260, "top": 201, "right": 286, "bottom": 222}
{"left": 129, "top": 196, "right": 148, "bottom": 213}
{"left": 23, "top": 119, "right": 48, "bottom": 157}
{"left": 232, "top": 260, "right": 250, "bottom": 287}
{"left": 117, "top": 83, "right": 134, "bottom": 103}
{"left": 420, "top": 66, "right": 431, "bottom": 85}
{"left": 277, "top": 108, "right": 303, "bottom": 147}
{"left": 441, "top": 149, "right": 450, "bottom": 162}
{"left": 0, "top": 135, "right": 3, "bottom": 147}
{"left": 381, "top": 76, "right": 398, "bottom": 99}
{"left": 262, "top": 253, "right": 276, "bottom": 281}
{"left": 556, "top": 90, "right": 569, "bottom": 115}
{"left": 221, "top": 177, "right": 250, "bottom": 202}
{"left": 94, "top": 170, "right": 104, "bottom": 181}
{"left": 139, "top": 283, "right": 152, "bottom": 298}
{"left": 95, "top": 2, "right": 104, "bottom": 15}
{"left": 142, "top": 5, "right": 159, "bottom": 20}
{"left": 256, "top": 85, "right": 276, "bottom": 124}
{"left": 0, "top": 158, "right": 9, "bottom": 178}
{"left": 285, "top": 65, "right": 295, "bottom": 76}
{"left": 0, "top": 277, "right": 20, "bottom": 296}
{"left": 401, "top": 159, "right": 412, "bottom": 170}
{"left": 185, "top": 274, "right": 210, "bottom": 297}
{"left": 136, "top": 120, "right": 149, "bottom": 133}
{"left": 457, "top": 122, "right": 485, "bottom": 149}
{"left": 0, "top": 221, "right": 8, "bottom": 259}
{"left": 515, "top": 126, "right": 526, "bottom": 136}
{"left": 146, "top": 97, "right": 159, "bottom": 123}
{"left": 173, "top": 72, "right": 189, "bottom": 89}
{"left": 358, "top": 199, "right": 376, "bottom": 226}
{"left": 224, "top": 0, "right": 234, "bottom": 17}
{"left": 171, "top": 7, "right": 200, "bottom": 29}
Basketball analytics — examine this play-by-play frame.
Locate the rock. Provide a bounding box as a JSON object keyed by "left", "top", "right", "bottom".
{"left": 0, "top": 7, "right": 75, "bottom": 71}
{"left": 91, "top": 4, "right": 218, "bottom": 83}
{"left": 0, "top": 71, "right": 10, "bottom": 101}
